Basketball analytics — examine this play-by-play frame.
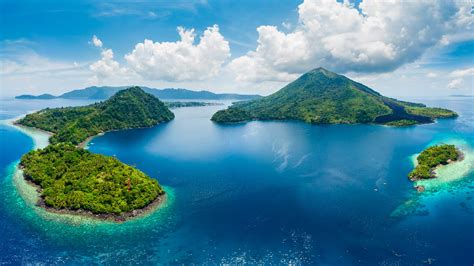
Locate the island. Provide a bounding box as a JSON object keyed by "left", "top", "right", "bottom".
{"left": 15, "top": 87, "right": 173, "bottom": 221}
{"left": 409, "top": 144, "right": 461, "bottom": 180}
{"left": 211, "top": 67, "right": 457, "bottom": 126}
{"left": 17, "top": 87, "right": 175, "bottom": 145}
{"left": 408, "top": 144, "right": 462, "bottom": 192}
{"left": 165, "top": 101, "right": 223, "bottom": 108}
{"left": 20, "top": 143, "right": 165, "bottom": 220}
{"left": 15, "top": 86, "right": 262, "bottom": 101}
{"left": 16, "top": 93, "right": 56, "bottom": 100}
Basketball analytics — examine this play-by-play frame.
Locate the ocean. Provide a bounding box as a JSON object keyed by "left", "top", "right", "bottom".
{"left": 0, "top": 97, "right": 473, "bottom": 264}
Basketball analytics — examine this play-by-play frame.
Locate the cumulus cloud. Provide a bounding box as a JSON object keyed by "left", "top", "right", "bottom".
{"left": 447, "top": 67, "right": 474, "bottom": 90}
{"left": 230, "top": 0, "right": 473, "bottom": 82}
{"left": 450, "top": 67, "right": 474, "bottom": 78}
{"left": 91, "top": 35, "right": 103, "bottom": 48}
{"left": 89, "top": 48, "right": 125, "bottom": 81}
{"left": 89, "top": 35, "right": 127, "bottom": 82}
{"left": 124, "top": 25, "right": 230, "bottom": 81}
{"left": 448, "top": 78, "right": 464, "bottom": 89}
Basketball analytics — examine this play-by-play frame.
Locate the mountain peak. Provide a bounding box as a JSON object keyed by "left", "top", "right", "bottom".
{"left": 308, "top": 67, "right": 337, "bottom": 77}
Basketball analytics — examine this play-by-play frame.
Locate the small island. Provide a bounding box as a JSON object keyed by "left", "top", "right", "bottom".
{"left": 15, "top": 87, "right": 173, "bottom": 221}
{"left": 20, "top": 143, "right": 165, "bottom": 220}
{"left": 408, "top": 144, "right": 462, "bottom": 191}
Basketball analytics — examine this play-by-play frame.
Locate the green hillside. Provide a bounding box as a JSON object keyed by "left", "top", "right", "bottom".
{"left": 17, "top": 87, "right": 174, "bottom": 145}
{"left": 211, "top": 68, "right": 457, "bottom": 125}
{"left": 408, "top": 144, "right": 459, "bottom": 180}
{"left": 20, "top": 143, "right": 164, "bottom": 215}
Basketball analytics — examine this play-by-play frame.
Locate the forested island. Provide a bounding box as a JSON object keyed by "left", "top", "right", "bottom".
{"left": 20, "top": 144, "right": 165, "bottom": 219}
{"left": 211, "top": 68, "right": 457, "bottom": 126}
{"left": 15, "top": 87, "right": 172, "bottom": 221}
{"left": 17, "top": 87, "right": 174, "bottom": 145}
{"left": 409, "top": 144, "right": 461, "bottom": 181}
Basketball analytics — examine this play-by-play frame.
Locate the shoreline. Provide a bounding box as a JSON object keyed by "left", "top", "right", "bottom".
{"left": 411, "top": 143, "right": 474, "bottom": 191}
{"left": 410, "top": 149, "right": 465, "bottom": 182}
{"left": 7, "top": 116, "right": 167, "bottom": 223}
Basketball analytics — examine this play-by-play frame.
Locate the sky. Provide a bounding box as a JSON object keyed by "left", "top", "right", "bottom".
{"left": 0, "top": 0, "right": 473, "bottom": 98}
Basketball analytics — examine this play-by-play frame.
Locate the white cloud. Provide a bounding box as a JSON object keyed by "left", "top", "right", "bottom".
{"left": 281, "top": 22, "right": 292, "bottom": 30}
{"left": 0, "top": 49, "right": 90, "bottom": 97}
{"left": 446, "top": 67, "right": 474, "bottom": 90}
{"left": 88, "top": 35, "right": 128, "bottom": 83}
{"left": 124, "top": 25, "right": 230, "bottom": 81}
{"left": 230, "top": 0, "right": 473, "bottom": 82}
{"left": 448, "top": 78, "right": 464, "bottom": 89}
{"left": 89, "top": 48, "right": 125, "bottom": 81}
{"left": 426, "top": 72, "right": 437, "bottom": 78}
{"left": 91, "top": 35, "right": 103, "bottom": 48}
{"left": 450, "top": 67, "right": 474, "bottom": 78}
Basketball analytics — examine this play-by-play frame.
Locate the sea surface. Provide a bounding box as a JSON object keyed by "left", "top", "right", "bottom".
{"left": 0, "top": 97, "right": 473, "bottom": 265}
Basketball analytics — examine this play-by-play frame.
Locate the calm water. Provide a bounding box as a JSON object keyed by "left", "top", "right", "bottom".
{"left": 0, "top": 97, "right": 473, "bottom": 265}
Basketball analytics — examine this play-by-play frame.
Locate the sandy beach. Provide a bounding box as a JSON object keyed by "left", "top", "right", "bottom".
{"left": 4, "top": 116, "right": 167, "bottom": 223}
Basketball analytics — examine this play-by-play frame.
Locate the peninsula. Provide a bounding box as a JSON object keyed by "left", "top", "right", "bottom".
{"left": 15, "top": 87, "right": 173, "bottom": 221}
{"left": 17, "top": 87, "right": 174, "bottom": 145}
{"left": 211, "top": 68, "right": 457, "bottom": 126}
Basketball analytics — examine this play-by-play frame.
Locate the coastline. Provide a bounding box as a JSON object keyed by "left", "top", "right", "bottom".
{"left": 78, "top": 133, "right": 102, "bottom": 149}
{"left": 6, "top": 116, "right": 167, "bottom": 223}
{"left": 410, "top": 149, "right": 465, "bottom": 182}
{"left": 410, "top": 141, "right": 474, "bottom": 190}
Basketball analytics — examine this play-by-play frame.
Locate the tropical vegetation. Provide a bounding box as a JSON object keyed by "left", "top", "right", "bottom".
{"left": 20, "top": 143, "right": 164, "bottom": 215}
{"left": 17, "top": 87, "right": 175, "bottom": 145}
{"left": 211, "top": 68, "right": 457, "bottom": 125}
{"left": 408, "top": 144, "right": 459, "bottom": 180}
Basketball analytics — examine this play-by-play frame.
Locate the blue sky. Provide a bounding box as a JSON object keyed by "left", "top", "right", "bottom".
{"left": 1, "top": 0, "right": 300, "bottom": 60}
{"left": 1, "top": 0, "right": 473, "bottom": 97}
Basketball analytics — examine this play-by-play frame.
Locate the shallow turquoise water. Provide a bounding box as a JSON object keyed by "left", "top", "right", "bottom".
{"left": 0, "top": 97, "right": 473, "bottom": 264}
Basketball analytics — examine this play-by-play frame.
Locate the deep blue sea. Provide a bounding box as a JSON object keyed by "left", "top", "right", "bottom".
{"left": 0, "top": 97, "right": 473, "bottom": 265}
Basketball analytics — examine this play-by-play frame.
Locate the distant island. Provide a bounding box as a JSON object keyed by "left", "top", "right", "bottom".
{"left": 165, "top": 101, "right": 223, "bottom": 108}
{"left": 211, "top": 68, "right": 457, "bottom": 126}
{"left": 15, "top": 87, "right": 172, "bottom": 221}
{"left": 15, "top": 93, "right": 56, "bottom": 100}
{"left": 17, "top": 87, "right": 174, "bottom": 145}
{"left": 20, "top": 143, "right": 165, "bottom": 220}
{"left": 449, "top": 94, "right": 474, "bottom": 98}
{"left": 16, "top": 86, "right": 262, "bottom": 101}
{"left": 409, "top": 144, "right": 461, "bottom": 180}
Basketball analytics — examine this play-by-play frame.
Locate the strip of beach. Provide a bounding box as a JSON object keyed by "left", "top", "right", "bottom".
{"left": 3, "top": 116, "right": 167, "bottom": 223}
{"left": 410, "top": 141, "right": 474, "bottom": 191}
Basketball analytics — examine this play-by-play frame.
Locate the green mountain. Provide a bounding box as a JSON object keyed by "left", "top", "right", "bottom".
{"left": 15, "top": 86, "right": 262, "bottom": 101}
{"left": 17, "top": 87, "right": 174, "bottom": 145}
{"left": 211, "top": 68, "right": 457, "bottom": 125}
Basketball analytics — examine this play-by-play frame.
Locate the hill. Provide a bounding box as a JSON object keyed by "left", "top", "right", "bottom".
{"left": 15, "top": 86, "right": 262, "bottom": 101}
{"left": 16, "top": 93, "right": 56, "bottom": 99}
{"left": 17, "top": 87, "right": 174, "bottom": 145}
{"left": 211, "top": 68, "right": 457, "bottom": 125}
{"left": 20, "top": 143, "right": 164, "bottom": 217}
